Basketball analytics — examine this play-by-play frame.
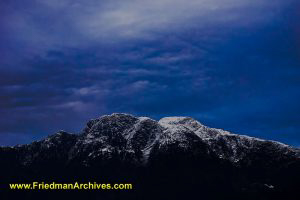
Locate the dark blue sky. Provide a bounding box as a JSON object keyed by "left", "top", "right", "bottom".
{"left": 0, "top": 0, "right": 300, "bottom": 146}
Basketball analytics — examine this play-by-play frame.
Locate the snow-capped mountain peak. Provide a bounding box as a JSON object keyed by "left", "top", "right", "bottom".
{"left": 1, "top": 113, "right": 299, "bottom": 200}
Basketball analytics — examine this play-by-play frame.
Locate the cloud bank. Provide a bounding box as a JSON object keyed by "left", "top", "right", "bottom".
{"left": 0, "top": 0, "right": 300, "bottom": 146}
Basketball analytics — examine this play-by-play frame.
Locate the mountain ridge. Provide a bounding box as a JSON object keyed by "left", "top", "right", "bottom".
{"left": 5, "top": 113, "right": 298, "bottom": 165}
{"left": 1, "top": 113, "right": 299, "bottom": 200}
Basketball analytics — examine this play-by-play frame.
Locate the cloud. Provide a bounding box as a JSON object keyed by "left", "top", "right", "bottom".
{"left": 0, "top": 0, "right": 300, "bottom": 146}
{"left": 76, "top": 0, "right": 286, "bottom": 40}
{"left": 0, "top": 0, "right": 290, "bottom": 56}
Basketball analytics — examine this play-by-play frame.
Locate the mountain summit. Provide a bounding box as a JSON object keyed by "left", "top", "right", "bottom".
{"left": 1, "top": 113, "right": 299, "bottom": 200}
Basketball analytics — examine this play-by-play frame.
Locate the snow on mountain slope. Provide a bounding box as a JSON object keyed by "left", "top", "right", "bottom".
{"left": 3, "top": 113, "right": 299, "bottom": 167}
{"left": 1, "top": 113, "right": 299, "bottom": 200}
{"left": 158, "top": 116, "right": 299, "bottom": 164}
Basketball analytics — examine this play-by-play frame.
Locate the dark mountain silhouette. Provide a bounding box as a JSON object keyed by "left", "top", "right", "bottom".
{"left": 1, "top": 113, "right": 299, "bottom": 200}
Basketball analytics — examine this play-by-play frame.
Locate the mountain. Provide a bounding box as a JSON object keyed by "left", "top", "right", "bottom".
{"left": 1, "top": 113, "right": 299, "bottom": 200}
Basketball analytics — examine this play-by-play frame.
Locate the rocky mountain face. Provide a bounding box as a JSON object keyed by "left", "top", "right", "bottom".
{"left": 1, "top": 113, "right": 299, "bottom": 200}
